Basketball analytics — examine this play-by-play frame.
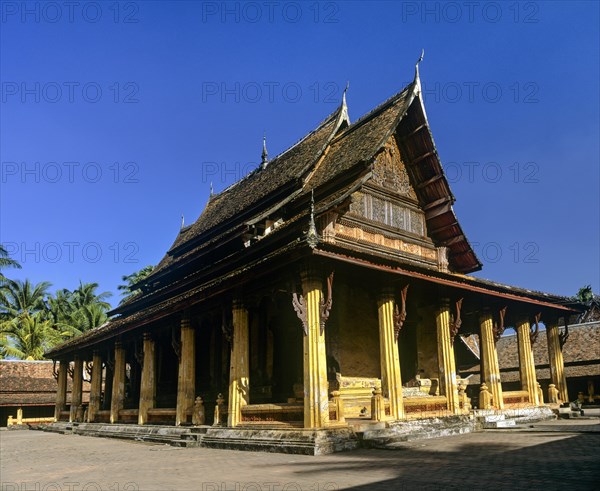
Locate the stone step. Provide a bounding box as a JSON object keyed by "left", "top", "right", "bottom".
{"left": 483, "top": 419, "right": 516, "bottom": 429}
{"left": 359, "top": 415, "right": 475, "bottom": 449}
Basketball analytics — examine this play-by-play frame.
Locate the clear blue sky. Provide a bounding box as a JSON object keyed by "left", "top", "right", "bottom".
{"left": 1, "top": 1, "right": 599, "bottom": 308}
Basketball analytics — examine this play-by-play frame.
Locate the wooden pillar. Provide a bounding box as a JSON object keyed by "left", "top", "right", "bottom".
{"left": 479, "top": 313, "right": 504, "bottom": 409}
{"left": 87, "top": 351, "right": 102, "bottom": 422}
{"left": 547, "top": 322, "right": 569, "bottom": 402}
{"left": 54, "top": 361, "right": 68, "bottom": 421}
{"left": 138, "top": 333, "right": 156, "bottom": 425}
{"left": 69, "top": 357, "right": 83, "bottom": 422}
{"left": 110, "top": 342, "right": 126, "bottom": 424}
{"left": 302, "top": 270, "right": 329, "bottom": 428}
{"left": 436, "top": 300, "right": 460, "bottom": 414}
{"left": 227, "top": 301, "right": 249, "bottom": 427}
{"left": 176, "top": 315, "right": 195, "bottom": 426}
{"left": 377, "top": 289, "right": 404, "bottom": 420}
{"left": 516, "top": 317, "right": 540, "bottom": 406}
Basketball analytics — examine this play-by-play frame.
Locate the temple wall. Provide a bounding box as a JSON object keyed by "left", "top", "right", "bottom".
{"left": 330, "top": 282, "right": 380, "bottom": 379}
{"left": 416, "top": 307, "right": 439, "bottom": 380}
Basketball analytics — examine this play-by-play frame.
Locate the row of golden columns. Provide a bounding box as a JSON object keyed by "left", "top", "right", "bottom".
{"left": 54, "top": 273, "right": 570, "bottom": 427}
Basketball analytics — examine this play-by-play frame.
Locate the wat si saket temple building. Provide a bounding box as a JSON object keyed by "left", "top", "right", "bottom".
{"left": 46, "top": 61, "right": 579, "bottom": 453}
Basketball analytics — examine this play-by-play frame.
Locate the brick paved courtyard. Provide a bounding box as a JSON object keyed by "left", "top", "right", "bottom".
{"left": 2, "top": 419, "right": 599, "bottom": 491}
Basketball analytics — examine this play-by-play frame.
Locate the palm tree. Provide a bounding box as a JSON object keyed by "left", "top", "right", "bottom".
{"left": 47, "top": 283, "right": 112, "bottom": 337}
{"left": 71, "top": 282, "right": 112, "bottom": 311}
{"left": 0, "top": 312, "right": 64, "bottom": 360}
{"left": 118, "top": 265, "right": 154, "bottom": 304}
{"left": 0, "top": 245, "right": 21, "bottom": 282}
{"left": 0, "top": 279, "right": 51, "bottom": 320}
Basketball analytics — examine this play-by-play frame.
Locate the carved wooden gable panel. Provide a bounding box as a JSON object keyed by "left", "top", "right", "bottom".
{"left": 326, "top": 135, "right": 438, "bottom": 267}
{"left": 348, "top": 191, "right": 425, "bottom": 237}
{"left": 371, "top": 138, "right": 417, "bottom": 200}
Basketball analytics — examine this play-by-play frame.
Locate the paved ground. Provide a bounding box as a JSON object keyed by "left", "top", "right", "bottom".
{"left": 2, "top": 419, "right": 600, "bottom": 490}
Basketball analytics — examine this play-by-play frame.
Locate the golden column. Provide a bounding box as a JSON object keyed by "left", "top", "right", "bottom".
{"left": 54, "top": 360, "right": 68, "bottom": 421}
{"left": 377, "top": 289, "right": 404, "bottom": 420}
{"left": 436, "top": 300, "right": 460, "bottom": 414}
{"left": 547, "top": 322, "right": 569, "bottom": 402}
{"left": 479, "top": 313, "right": 504, "bottom": 409}
{"left": 110, "top": 342, "right": 126, "bottom": 424}
{"left": 227, "top": 301, "right": 250, "bottom": 427}
{"left": 516, "top": 317, "right": 540, "bottom": 406}
{"left": 87, "top": 351, "right": 103, "bottom": 422}
{"left": 302, "top": 270, "right": 329, "bottom": 428}
{"left": 69, "top": 357, "right": 83, "bottom": 422}
{"left": 138, "top": 333, "right": 156, "bottom": 425}
{"left": 176, "top": 315, "right": 196, "bottom": 426}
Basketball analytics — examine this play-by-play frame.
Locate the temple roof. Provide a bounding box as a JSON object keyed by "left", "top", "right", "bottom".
{"left": 0, "top": 360, "right": 90, "bottom": 406}
{"left": 46, "top": 65, "right": 578, "bottom": 358}
{"left": 116, "top": 71, "right": 480, "bottom": 313}
{"left": 460, "top": 321, "right": 600, "bottom": 383}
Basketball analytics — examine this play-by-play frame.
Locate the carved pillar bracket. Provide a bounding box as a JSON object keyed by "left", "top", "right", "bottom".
{"left": 221, "top": 306, "right": 233, "bottom": 345}
{"left": 134, "top": 340, "right": 144, "bottom": 367}
{"left": 292, "top": 292, "right": 308, "bottom": 336}
{"left": 492, "top": 306, "right": 507, "bottom": 344}
{"left": 530, "top": 312, "right": 541, "bottom": 345}
{"left": 52, "top": 361, "right": 59, "bottom": 381}
{"left": 559, "top": 317, "right": 570, "bottom": 348}
{"left": 449, "top": 298, "right": 464, "bottom": 343}
{"left": 393, "top": 284, "right": 409, "bottom": 342}
{"left": 171, "top": 326, "right": 181, "bottom": 359}
{"left": 319, "top": 272, "right": 334, "bottom": 335}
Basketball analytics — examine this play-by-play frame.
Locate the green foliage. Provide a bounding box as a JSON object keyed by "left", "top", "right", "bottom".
{"left": 0, "top": 280, "right": 112, "bottom": 360}
{"left": 0, "top": 245, "right": 21, "bottom": 282}
{"left": 118, "top": 265, "right": 154, "bottom": 304}
{"left": 576, "top": 285, "right": 594, "bottom": 304}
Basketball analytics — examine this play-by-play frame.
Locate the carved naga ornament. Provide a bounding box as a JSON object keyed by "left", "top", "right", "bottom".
{"left": 52, "top": 361, "right": 59, "bottom": 381}
{"left": 221, "top": 308, "right": 233, "bottom": 345}
{"left": 559, "top": 316, "right": 570, "bottom": 348}
{"left": 530, "top": 312, "right": 541, "bottom": 345}
{"left": 171, "top": 327, "right": 181, "bottom": 359}
{"left": 492, "top": 306, "right": 507, "bottom": 344}
{"left": 449, "top": 298, "right": 464, "bottom": 343}
{"left": 393, "top": 285, "right": 409, "bottom": 342}
{"left": 293, "top": 271, "right": 334, "bottom": 336}
{"left": 319, "top": 272, "right": 334, "bottom": 335}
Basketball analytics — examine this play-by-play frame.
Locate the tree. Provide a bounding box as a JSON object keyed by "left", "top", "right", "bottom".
{"left": 0, "top": 312, "right": 64, "bottom": 360}
{"left": 71, "top": 281, "right": 112, "bottom": 311}
{"left": 0, "top": 279, "right": 51, "bottom": 320}
{"left": 118, "top": 265, "right": 154, "bottom": 304}
{"left": 0, "top": 245, "right": 21, "bottom": 282}
{"left": 576, "top": 285, "right": 594, "bottom": 304}
{"left": 47, "top": 282, "right": 112, "bottom": 337}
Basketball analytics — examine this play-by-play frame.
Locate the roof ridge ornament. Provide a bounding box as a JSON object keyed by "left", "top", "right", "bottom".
{"left": 261, "top": 132, "right": 268, "bottom": 169}
{"left": 414, "top": 49, "right": 424, "bottom": 93}
{"left": 180, "top": 214, "right": 185, "bottom": 230}
{"left": 210, "top": 181, "right": 214, "bottom": 197}
{"left": 340, "top": 81, "right": 350, "bottom": 125}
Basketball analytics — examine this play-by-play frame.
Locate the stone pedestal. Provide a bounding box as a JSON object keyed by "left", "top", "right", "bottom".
{"left": 138, "top": 334, "right": 156, "bottom": 425}
{"left": 176, "top": 316, "right": 196, "bottom": 426}
{"left": 479, "top": 314, "right": 503, "bottom": 409}
{"left": 377, "top": 291, "right": 404, "bottom": 420}
{"left": 436, "top": 301, "right": 459, "bottom": 414}
{"left": 228, "top": 302, "right": 249, "bottom": 427}
{"left": 516, "top": 318, "right": 539, "bottom": 406}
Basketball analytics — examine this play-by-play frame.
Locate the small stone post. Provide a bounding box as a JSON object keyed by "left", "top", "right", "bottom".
{"left": 479, "top": 383, "right": 492, "bottom": 410}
